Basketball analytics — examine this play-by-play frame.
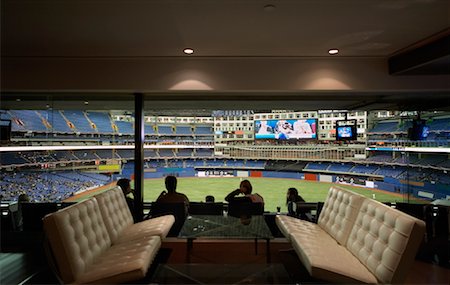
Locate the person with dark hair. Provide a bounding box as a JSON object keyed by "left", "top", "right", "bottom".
{"left": 205, "top": 195, "right": 215, "bottom": 203}
{"left": 225, "top": 180, "right": 264, "bottom": 204}
{"left": 157, "top": 175, "right": 189, "bottom": 205}
{"left": 286, "top": 187, "right": 305, "bottom": 217}
{"left": 225, "top": 180, "right": 264, "bottom": 217}
{"left": 116, "top": 178, "right": 137, "bottom": 222}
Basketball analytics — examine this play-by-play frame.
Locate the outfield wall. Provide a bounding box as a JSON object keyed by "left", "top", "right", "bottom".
{"left": 119, "top": 162, "right": 449, "bottom": 200}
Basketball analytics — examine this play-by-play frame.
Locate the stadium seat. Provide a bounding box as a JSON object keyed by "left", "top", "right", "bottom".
{"left": 188, "top": 202, "right": 224, "bottom": 215}
{"left": 150, "top": 202, "right": 187, "bottom": 236}
{"left": 227, "top": 201, "right": 264, "bottom": 218}
{"left": 21, "top": 202, "right": 59, "bottom": 231}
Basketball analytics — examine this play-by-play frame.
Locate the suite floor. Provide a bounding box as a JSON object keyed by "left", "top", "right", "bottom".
{"left": 0, "top": 238, "right": 448, "bottom": 284}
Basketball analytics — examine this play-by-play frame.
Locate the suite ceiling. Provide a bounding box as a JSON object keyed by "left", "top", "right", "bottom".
{"left": 2, "top": 0, "right": 449, "bottom": 57}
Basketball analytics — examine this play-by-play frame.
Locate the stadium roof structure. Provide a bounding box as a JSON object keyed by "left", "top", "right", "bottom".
{"left": 1, "top": 0, "right": 449, "bottom": 111}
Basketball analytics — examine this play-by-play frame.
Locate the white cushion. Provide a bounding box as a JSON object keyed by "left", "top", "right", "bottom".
{"left": 43, "top": 198, "right": 112, "bottom": 284}
{"left": 95, "top": 187, "right": 134, "bottom": 243}
{"left": 318, "top": 186, "right": 365, "bottom": 245}
{"left": 77, "top": 236, "right": 161, "bottom": 284}
{"left": 346, "top": 199, "right": 426, "bottom": 284}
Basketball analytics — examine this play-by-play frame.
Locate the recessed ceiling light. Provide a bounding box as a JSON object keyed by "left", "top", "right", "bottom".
{"left": 16, "top": 98, "right": 21, "bottom": 102}
{"left": 183, "top": 48, "right": 194, "bottom": 55}
{"left": 84, "top": 101, "right": 89, "bottom": 105}
{"left": 328, "top": 49, "right": 339, "bottom": 55}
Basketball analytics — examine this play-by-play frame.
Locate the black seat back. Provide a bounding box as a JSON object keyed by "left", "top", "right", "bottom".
{"left": 228, "top": 201, "right": 264, "bottom": 217}
{"left": 21, "top": 202, "right": 59, "bottom": 231}
{"left": 189, "top": 202, "right": 224, "bottom": 215}
{"left": 150, "top": 202, "right": 187, "bottom": 236}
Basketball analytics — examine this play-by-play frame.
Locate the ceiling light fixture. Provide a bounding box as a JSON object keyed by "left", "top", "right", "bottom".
{"left": 183, "top": 48, "right": 194, "bottom": 55}
{"left": 328, "top": 49, "right": 339, "bottom": 55}
{"left": 84, "top": 101, "right": 89, "bottom": 105}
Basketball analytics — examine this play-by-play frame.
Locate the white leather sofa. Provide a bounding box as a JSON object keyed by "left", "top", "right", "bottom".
{"left": 276, "top": 186, "right": 426, "bottom": 284}
{"left": 43, "top": 188, "right": 175, "bottom": 284}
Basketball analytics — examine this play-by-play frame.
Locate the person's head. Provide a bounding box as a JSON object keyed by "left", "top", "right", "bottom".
{"left": 287, "top": 187, "right": 299, "bottom": 201}
{"left": 117, "top": 178, "right": 132, "bottom": 195}
{"left": 165, "top": 175, "right": 177, "bottom": 193}
{"left": 18, "top": 193, "right": 30, "bottom": 202}
{"left": 240, "top": 180, "right": 252, "bottom": 194}
{"left": 205, "top": 195, "right": 215, "bottom": 203}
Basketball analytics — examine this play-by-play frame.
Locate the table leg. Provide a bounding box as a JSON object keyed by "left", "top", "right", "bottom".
{"left": 266, "top": 238, "right": 271, "bottom": 263}
{"left": 186, "top": 238, "right": 194, "bottom": 263}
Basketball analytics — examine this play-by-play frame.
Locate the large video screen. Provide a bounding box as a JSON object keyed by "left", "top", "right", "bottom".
{"left": 255, "top": 119, "right": 317, "bottom": 139}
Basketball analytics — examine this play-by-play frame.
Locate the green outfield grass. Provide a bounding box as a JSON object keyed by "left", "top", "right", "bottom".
{"left": 71, "top": 177, "right": 413, "bottom": 212}
{"left": 141, "top": 177, "right": 408, "bottom": 213}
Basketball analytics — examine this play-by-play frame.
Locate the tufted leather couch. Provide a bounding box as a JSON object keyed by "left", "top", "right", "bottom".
{"left": 276, "top": 186, "right": 425, "bottom": 284}
{"left": 43, "top": 188, "right": 175, "bottom": 284}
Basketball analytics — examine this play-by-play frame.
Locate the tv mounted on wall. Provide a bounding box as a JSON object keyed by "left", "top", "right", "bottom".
{"left": 336, "top": 119, "right": 357, "bottom": 141}
{"left": 408, "top": 119, "right": 429, "bottom": 141}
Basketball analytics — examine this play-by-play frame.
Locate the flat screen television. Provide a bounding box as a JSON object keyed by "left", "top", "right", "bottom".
{"left": 255, "top": 119, "right": 317, "bottom": 140}
{"left": 336, "top": 120, "right": 357, "bottom": 141}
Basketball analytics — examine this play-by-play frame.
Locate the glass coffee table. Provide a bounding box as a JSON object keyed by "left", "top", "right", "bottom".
{"left": 178, "top": 215, "right": 274, "bottom": 263}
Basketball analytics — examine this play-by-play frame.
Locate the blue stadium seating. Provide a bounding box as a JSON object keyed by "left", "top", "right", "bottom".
{"left": 95, "top": 150, "right": 120, "bottom": 159}
{"left": 9, "top": 110, "right": 47, "bottom": 132}
{"left": 158, "top": 125, "right": 173, "bottom": 135}
{"left": 145, "top": 124, "right": 156, "bottom": 135}
{"left": 374, "top": 167, "right": 405, "bottom": 178}
{"left": 87, "top": 111, "right": 114, "bottom": 133}
{"left": 0, "top": 152, "right": 28, "bottom": 165}
{"left": 195, "top": 126, "right": 213, "bottom": 135}
{"left": 117, "top": 149, "right": 134, "bottom": 159}
{"left": 177, "top": 149, "right": 193, "bottom": 157}
{"left": 350, "top": 164, "right": 378, "bottom": 174}
{"left": 114, "top": 121, "right": 134, "bottom": 134}
{"left": 73, "top": 150, "right": 99, "bottom": 160}
{"left": 305, "top": 162, "right": 329, "bottom": 170}
{"left": 159, "top": 149, "right": 174, "bottom": 157}
{"left": 368, "top": 121, "right": 398, "bottom": 133}
{"left": 39, "top": 110, "right": 74, "bottom": 133}
{"left": 144, "top": 149, "right": 158, "bottom": 158}
{"left": 0, "top": 171, "right": 109, "bottom": 202}
{"left": 196, "top": 149, "right": 213, "bottom": 157}
{"left": 428, "top": 117, "right": 450, "bottom": 131}
{"left": 175, "top": 126, "right": 192, "bottom": 135}
{"left": 63, "top": 111, "right": 94, "bottom": 133}
{"left": 54, "top": 151, "right": 78, "bottom": 161}
{"left": 328, "top": 163, "right": 352, "bottom": 172}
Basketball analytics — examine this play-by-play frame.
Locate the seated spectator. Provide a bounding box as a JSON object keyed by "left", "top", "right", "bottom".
{"left": 225, "top": 180, "right": 264, "bottom": 217}
{"left": 286, "top": 187, "right": 306, "bottom": 217}
{"left": 15, "top": 193, "right": 30, "bottom": 230}
{"left": 225, "top": 180, "right": 264, "bottom": 204}
{"left": 157, "top": 176, "right": 189, "bottom": 206}
{"left": 116, "top": 178, "right": 137, "bottom": 222}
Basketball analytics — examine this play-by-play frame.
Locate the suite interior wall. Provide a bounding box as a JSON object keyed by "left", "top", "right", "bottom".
{"left": 2, "top": 57, "right": 449, "bottom": 92}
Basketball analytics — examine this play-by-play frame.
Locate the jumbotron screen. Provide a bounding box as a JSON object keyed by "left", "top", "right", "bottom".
{"left": 255, "top": 119, "right": 317, "bottom": 139}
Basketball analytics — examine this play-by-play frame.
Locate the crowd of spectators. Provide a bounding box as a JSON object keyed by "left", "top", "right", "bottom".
{"left": 0, "top": 171, "right": 109, "bottom": 202}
